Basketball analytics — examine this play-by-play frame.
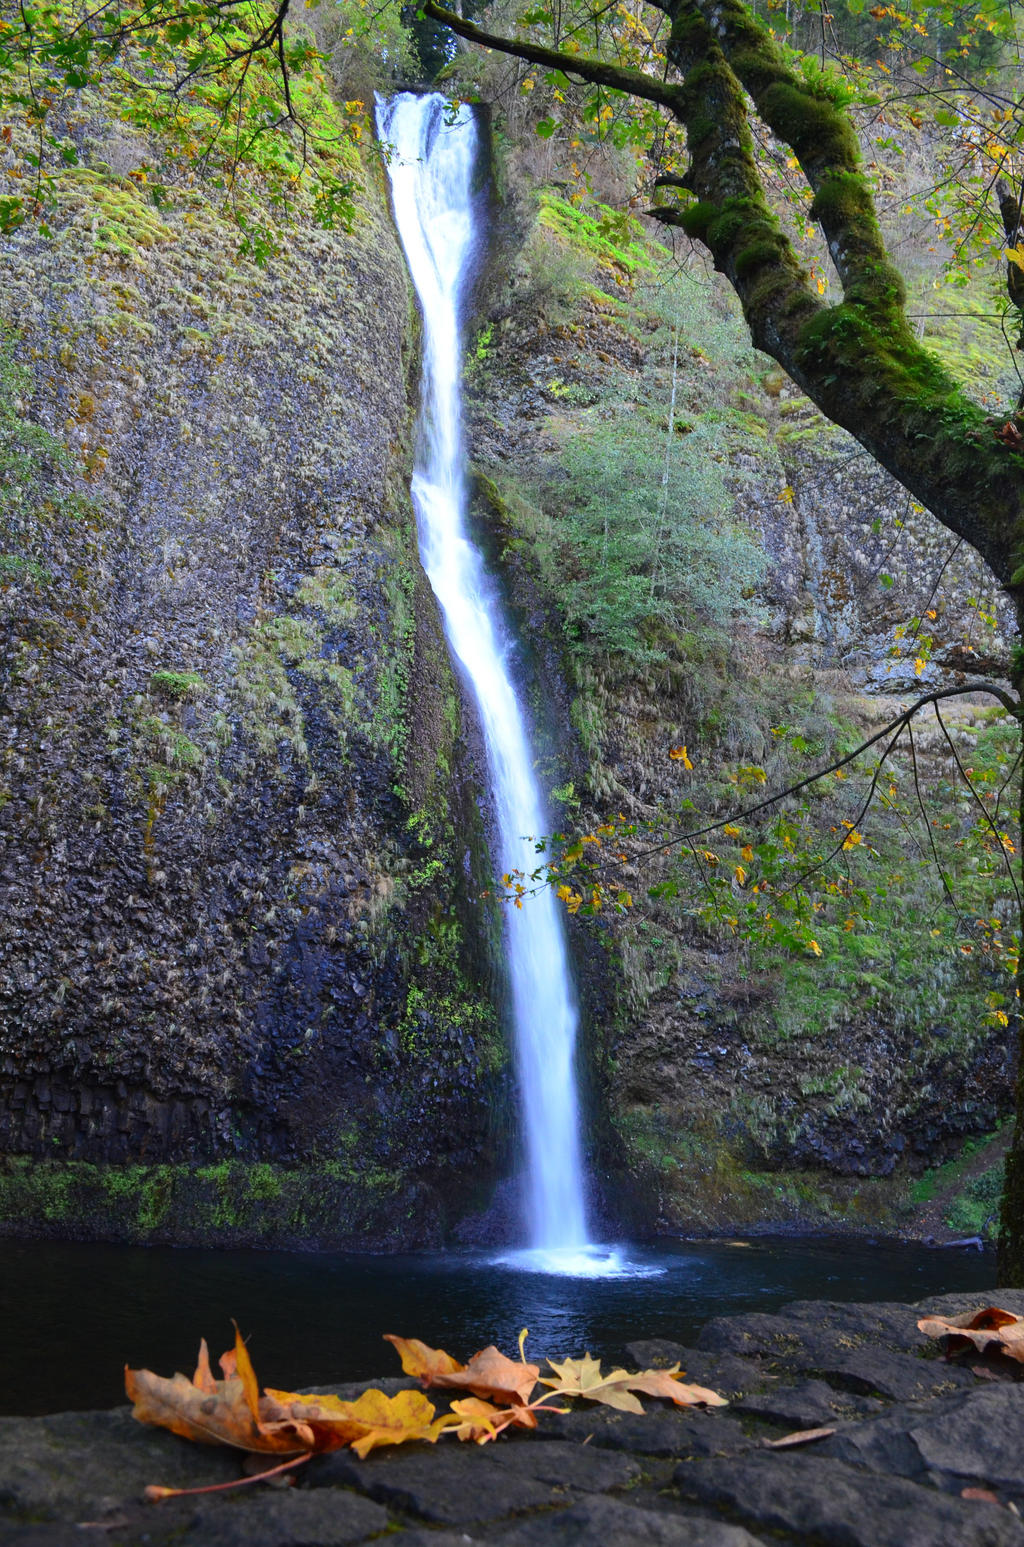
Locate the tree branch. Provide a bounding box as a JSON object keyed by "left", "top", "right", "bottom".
{"left": 425, "top": 0, "right": 1024, "bottom": 585}
{"left": 422, "top": 1, "right": 689, "bottom": 115}
{"left": 659, "top": 0, "right": 1024, "bottom": 587}
{"left": 631, "top": 681, "right": 1019, "bottom": 862}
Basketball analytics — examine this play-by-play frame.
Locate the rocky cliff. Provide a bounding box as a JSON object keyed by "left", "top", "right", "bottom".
{"left": 0, "top": 105, "right": 510, "bottom": 1245}
{"left": 463, "top": 155, "right": 1016, "bottom": 1238}
{"left": 0, "top": 78, "right": 1015, "bottom": 1250}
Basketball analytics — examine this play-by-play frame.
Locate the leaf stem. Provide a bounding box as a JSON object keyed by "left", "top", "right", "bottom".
{"left": 144, "top": 1451, "right": 311, "bottom": 1503}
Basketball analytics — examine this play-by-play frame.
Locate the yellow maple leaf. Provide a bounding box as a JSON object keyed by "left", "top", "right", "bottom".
{"left": 541, "top": 1354, "right": 645, "bottom": 1412}
{"left": 541, "top": 1355, "right": 726, "bottom": 1413}
{"left": 266, "top": 1386, "right": 459, "bottom": 1459}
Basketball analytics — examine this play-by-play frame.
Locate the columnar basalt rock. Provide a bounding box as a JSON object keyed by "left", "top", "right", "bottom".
{"left": 0, "top": 126, "right": 507, "bottom": 1244}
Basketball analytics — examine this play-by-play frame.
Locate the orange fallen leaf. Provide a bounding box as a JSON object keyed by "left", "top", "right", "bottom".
{"left": 993, "top": 421, "right": 1024, "bottom": 451}
{"left": 449, "top": 1395, "right": 536, "bottom": 1442}
{"left": 128, "top": 1328, "right": 458, "bottom": 1474}
{"left": 386, "top": 1335, "right": 540, "bottom": 1406}
{"left": 962, "top": 1487, "right": 1003, "bottom": 1505}
{"left": 126, "top": 1328, "right": 314, "bottom": 1455}
{"left": 917, "top": 1306, "right": 1024, "bottom": 1364}
{"left": 440, "top": 1345, "right": 541, "bottom": 1406}
{"left": 449, "top": 1392, "right": 567, "bottom": 1443}
{"left": 383, "top": 1335, "right": 467, "bottom": 1384}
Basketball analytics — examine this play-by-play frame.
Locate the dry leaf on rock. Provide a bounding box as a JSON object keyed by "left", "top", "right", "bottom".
{"left": 449, "top": 1396, "right": 532, "bottom": 1443}
{"left": 917, "top": 1306, "right": 1024, "bottom": 1364}
{"left": 763, "top": 1426, "right": 836, "bottom": 1449}
{"left": 623, "top": 1366, "right": 728, "bottom": 1409}
{"left": 128, "top": 1329, "right": 458, "bottom": 1465}
{"left": 386, "top": 1335, "right": 540, "bottom": 1406}
{"left": 264, "top": 1386, "right": 460, "bottom": 1459}
{"left": 126, "top": 1328, "right": 315, "bottom": 1455}
{"left": 449, "top": 1396, "right": 544, "bottom": 1443}
{"left": 541, "top": 1355, "right": 647, "bottom": 1413}
{"left": 383, "top": 1335, "right": 466, "bottom": 1384}
{"left": 441, "top": 1345, "right": 541, "bottom": 1406}
{"left": 541, "top": 1355, "right": 726, "bottom": 1413}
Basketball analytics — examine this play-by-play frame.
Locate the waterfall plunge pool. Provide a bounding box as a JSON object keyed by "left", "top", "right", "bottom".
{"left": 1, "top": 1236, "right": 993, "bottom": 1415}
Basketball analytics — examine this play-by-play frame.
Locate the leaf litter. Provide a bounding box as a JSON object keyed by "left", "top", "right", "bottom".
{"left": 126, "top": 1323, "right": 727, "bottom": 1497}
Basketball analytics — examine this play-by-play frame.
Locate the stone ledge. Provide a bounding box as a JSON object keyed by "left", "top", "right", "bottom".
{"left": 3, "top": 1290, "right": 1024, "bottom": 1546}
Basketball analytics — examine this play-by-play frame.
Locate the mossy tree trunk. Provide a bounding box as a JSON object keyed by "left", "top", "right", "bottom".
{"left": 999, "top": 610, "right": 1024, "bottom": 1282}
{"left": 426, "top": 0, "right": 1024, "bottom": 1278}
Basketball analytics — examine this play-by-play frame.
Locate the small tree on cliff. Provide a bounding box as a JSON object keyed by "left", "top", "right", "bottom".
{"left": 418, "top": 0, "right": 1024, "bottom": 1271}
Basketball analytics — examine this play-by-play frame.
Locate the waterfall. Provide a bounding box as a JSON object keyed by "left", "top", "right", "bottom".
{"left": 377, "top": 91, "right": 590, "bottom": 1256}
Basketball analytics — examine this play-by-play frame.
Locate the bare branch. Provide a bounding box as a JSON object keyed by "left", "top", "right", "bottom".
{"left": 631, "top": 682, "right": 1019, "bottom": 863}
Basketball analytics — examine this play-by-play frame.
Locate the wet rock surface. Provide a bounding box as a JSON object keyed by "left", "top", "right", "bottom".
{"left": 4, "top": 1290, "right": 1024, "bottom": 1546}
{"left": 0, "top": 118, "right": 508, "bottom": 1247}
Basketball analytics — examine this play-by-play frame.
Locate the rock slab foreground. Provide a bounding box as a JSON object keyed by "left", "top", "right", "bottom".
{"left": 2, "top": 1289, "right": 1024, "bottom": 1546}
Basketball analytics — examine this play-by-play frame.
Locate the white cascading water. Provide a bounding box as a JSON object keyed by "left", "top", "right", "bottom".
{"left": 377, "top": 91, "right": 596, "bottom": 1263}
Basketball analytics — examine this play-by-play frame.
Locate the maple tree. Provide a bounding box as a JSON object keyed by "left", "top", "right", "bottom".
{"left": 126, "top": 1325, "right": 727, "bottom": 1494}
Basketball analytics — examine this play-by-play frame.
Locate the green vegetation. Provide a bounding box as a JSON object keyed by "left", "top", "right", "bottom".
{"left": 233, "top": 605, "right": 355, "bottom": 766}
{"left": 945, "top": 1165, "right": 1004, "bottom": 1237}
{"left": 0, "top": 1156, "right": 411, "bottom": 1245}
{"left": 537, "top": 195, "right": 657, "bottom": 280}
{"left": 141, "top": 718, "right": 204, "bottom": 791}
{"left": 464, "top": 159, "right": 1020, "bottom": 1217}
{"left": 477, "top": 201, "right": 772, "bottom": 746}
{"left": 911, "top": 1128, "right": 1008, "bottom": 1241}
{"left": 544, "top": 422, "right": 763, "bottom": 664}
{"left": 0, "top": 0, "right": 400, "bottom": 248}
{"left": 0, "top": 339, "right": 88, "bottom": 583}
{"left": 150, "top": 670, "right": 208, "bottom": 701}
{"left": 367, "top": 527, "right": 418, "bottom": 775}
{"left": 612, "top": 1106, "right": 901, "bottom": 1231}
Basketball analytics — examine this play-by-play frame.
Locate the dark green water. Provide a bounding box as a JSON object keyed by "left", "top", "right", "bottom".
{"left": 0, "top": 1235, "right": 993, "bottom": 1416}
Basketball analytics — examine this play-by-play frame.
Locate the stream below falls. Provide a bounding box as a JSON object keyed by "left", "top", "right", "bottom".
{"left": 1, "top": 1236, "right": 993, "bottom": 1415}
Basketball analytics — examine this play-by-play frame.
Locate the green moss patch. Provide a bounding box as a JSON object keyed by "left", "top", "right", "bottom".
{"left": 0, "top": 1158, "right": 418, "bottom": 1249}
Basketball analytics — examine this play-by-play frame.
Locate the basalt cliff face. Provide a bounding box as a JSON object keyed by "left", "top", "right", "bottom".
{"left": 462, "top": 156, "right": 1015, "bottom": 1239}
{"left": 0, "top": 114, "right": 510, "bottom": 1246}
{"left": 0, "top": 92, "right": 1015, "bottom": 1249}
